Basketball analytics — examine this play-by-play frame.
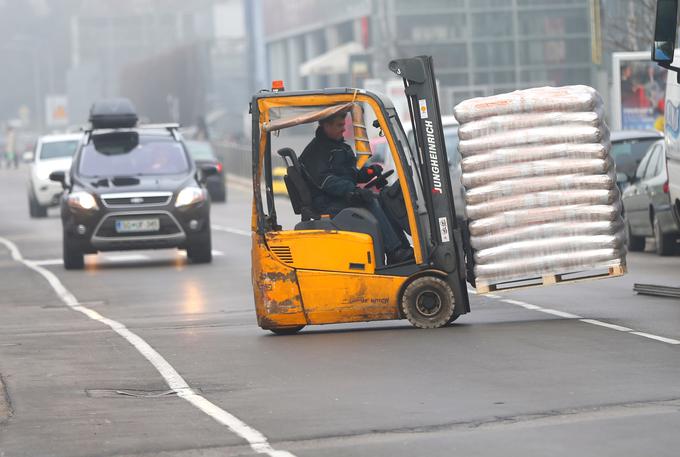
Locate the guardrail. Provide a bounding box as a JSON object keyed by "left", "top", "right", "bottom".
{"left": 213, "top": 141, "right": 251, "bottom": 178}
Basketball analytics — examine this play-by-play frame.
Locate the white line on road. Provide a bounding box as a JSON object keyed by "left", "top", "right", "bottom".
{"left": 0, "top": 236, "right": 296, "bottom": 457}
{"left": 498, "top": 298, "right": 680, "bottom": 346}
{"left": 212, "top": 225, "right": 251, "bottom": 237}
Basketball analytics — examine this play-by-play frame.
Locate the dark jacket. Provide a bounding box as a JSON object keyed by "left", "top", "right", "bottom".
{"left": 300, "top": 127, "right": 357, "bottom": 216}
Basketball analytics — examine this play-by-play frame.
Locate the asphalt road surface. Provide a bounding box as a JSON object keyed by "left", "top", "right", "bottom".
{"left": 1, "top": 165, "right": 679, "bottom": 457}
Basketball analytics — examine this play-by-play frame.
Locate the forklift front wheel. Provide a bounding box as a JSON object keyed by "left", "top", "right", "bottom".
{"left": 401, "top": 276, "right": 455, "bottom": 329}
{"left": 269, "top": 325, "right": 305, "bottom": 335}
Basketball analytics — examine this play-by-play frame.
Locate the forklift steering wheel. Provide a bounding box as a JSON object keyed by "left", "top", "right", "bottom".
{"left": 364, "top": 169, "right": 394, "bottom": 189}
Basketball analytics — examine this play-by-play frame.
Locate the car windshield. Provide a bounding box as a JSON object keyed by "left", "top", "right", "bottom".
{"left": 79, "top": 135, "right": 189, "bottom": 177}
{"left": 611, "top": 138, "right": 660, "bottom": 176}
{"left": 185, "top": 141, "right": 214, "bottom": 160}
{"left": 40, "top": 140, "right": 79, "bottom": 160}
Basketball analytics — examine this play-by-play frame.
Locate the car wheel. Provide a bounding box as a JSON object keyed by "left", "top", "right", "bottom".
{"left": 625, "top": 220, "right": 645, "bottom": 252}
{"left": 63, "top": 232, "right": 84, "bottom": 270}
{"left": 28, "top": 192, "right": 47, "bottom": 218}
{"left": 269, "top": 325, "right": 305, "bottom": 335}
{"left": 186, "top": 229, "right": 212, "bottom": 264}
{"left": 654, "top": 215, "right": 676, "bottom": 256}
{"left": 401, "top": 276, "right": 455, "bottom": 329}
{"left": 211, "top": 188, "right": 226, "bottom": 203}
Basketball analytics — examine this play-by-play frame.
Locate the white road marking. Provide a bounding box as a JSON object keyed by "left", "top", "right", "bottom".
{"left": 31, "top": 259, "right": 63, "bottom": 266}
{"left": 537, "top": 309, "right": 582, "bottom": 319}
{"left": 0, "top": 236, "right": 296, "bottom": 457}
{"left": 496, "top": 297, "right": 679, "bottom": 346}
{"left": 630, "top": 332, "right": 680, "bottom": 345}
{"left": 212, "top": 225, "right": 251, "bottom": 237}
{"left": 579, "top": 319, "right": 633, "bottom": 332}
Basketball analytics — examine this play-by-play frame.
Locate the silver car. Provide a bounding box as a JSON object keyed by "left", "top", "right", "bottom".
{"left": 622, "top": 139, "right": 679, "bottom": 255}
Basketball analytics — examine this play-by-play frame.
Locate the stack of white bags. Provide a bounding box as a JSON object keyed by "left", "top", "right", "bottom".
{"left": 453, "top": 85, "right": 626, "bottom": 287}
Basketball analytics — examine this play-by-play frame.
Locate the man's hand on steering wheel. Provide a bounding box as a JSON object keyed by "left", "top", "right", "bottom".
{"left": 357, "top": 164, "right": 383, "bottom": 183}
{"left": 364, "top": 169, "right": 394, "bottom": 189}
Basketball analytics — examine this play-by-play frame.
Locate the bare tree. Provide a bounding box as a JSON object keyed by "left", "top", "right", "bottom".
{"left": 602, "top": 0, "right": 656, "bottom": 52}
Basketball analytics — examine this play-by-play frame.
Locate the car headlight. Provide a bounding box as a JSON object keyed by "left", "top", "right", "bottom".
{"left": 67, "top": 191, "right": 98, "bottom": 211}
{"left": 175, "top": 187, "right": 205, "bottom": 207}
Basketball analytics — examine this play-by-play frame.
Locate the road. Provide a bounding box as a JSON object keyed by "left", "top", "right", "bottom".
{"left": 1, "top": 165, "right": 679, "bottom": 457}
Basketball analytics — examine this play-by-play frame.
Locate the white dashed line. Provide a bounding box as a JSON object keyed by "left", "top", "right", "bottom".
{"left": 493, "top": 297, "right": 680, "bottom": 346}
{"left": 0, "top": 236, "right": 296, "bottom": 457}
{"left": 212, "top": 225, "right": 251, "bottom": 237}
{"left": 629, "top": 332, "right": 680, "bottom": 345}
{"left": 579, "top": 319, "right": 633, "bottom": 332}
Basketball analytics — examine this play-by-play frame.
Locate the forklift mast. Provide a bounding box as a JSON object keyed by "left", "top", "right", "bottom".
{"left": 389, "top": 56, "right": 467, "bottom": 280}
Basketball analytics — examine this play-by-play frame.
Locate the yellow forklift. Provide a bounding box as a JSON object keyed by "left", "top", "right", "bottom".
{"left": 250, "top": 56, "right": 472, "bottom": 334}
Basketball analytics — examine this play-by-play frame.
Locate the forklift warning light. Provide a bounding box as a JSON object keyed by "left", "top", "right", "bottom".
{"left": 272, "top": 80, "right": 285, "bottom": 92}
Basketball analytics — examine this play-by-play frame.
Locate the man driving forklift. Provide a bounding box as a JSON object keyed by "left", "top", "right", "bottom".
{"left": 300, "top": 112, "right": 414, "bottom": 264}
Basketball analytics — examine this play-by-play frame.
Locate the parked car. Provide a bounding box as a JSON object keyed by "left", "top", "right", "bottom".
{"left": 184, "top": 140, "right": 226, "bottom": 202}
{"left": 622, "top": 139, "right": 679, "bottom": 255}
{"left": 51, "top": 99, "right": 216, "bottom": 269}
{"left": 611, "top": 130, "right": 663, "bottom": 190}
{"left": 27, "top": 133, "right": 82, "bottom": 218}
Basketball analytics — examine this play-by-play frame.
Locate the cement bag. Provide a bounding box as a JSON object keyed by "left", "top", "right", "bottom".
{"left": 453, "top": 85, "right": 602, "bottom": 123}
{"left": 466, "top": 189, "right": 617, "bottom": 220}
{"left": 458, "top": 109, "right": 604, "bottom": 140}
{"left": 458, "top": 125, "right": 608, "bottom": 156}
{"left": 465, "top": 174, "right": 616, "bottom": 205}
{"left": 475, "top": 249, "right": 624, "bottom": 283}
{"left": 474, "top": 233, "right": 625, "bottom": 265}
{"left": 461, "top": 143, "right": 609, "bottom": 173}
{"left": 468, "top": 203, "right": 622, "bottom": 237}
{"left": 470, "top": 221, "right": 624, "bottom": 251}
{"left": 462, "top": 158, "right": 613, "bottom": 188}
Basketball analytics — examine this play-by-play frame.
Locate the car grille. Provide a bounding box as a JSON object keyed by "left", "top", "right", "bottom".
{"left": 93, "top": 212, "right": 183, "bottom": 239}
{"left": 101, "top": 192, "right": 172, "bottom": 207}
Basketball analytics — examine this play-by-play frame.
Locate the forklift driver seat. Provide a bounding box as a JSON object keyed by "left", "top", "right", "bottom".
{"left": 276, "top": 147, "right": 385, "bottom": 267}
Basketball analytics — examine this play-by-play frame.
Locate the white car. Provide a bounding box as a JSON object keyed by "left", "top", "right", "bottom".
{"left": 27, "top": 133, "right": 82, "bottom": 218}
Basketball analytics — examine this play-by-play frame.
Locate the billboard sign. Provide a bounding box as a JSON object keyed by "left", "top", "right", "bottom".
{"left": 45, "top": 95, "right": 69, "bottom": 128}
{"left": 612, "top": 52, "right": 667, "bottom": 131}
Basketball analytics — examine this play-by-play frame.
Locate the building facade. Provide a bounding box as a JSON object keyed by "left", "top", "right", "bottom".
{"left": 261, "top": 0, "right": 601, "bottom": 113}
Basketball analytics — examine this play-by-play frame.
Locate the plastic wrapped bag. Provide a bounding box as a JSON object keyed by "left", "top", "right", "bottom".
{"left": 453, "top": 85, "right": 602, "bottom": 123}
{"left": 461, "top": 143, "right": 609, "bottom": 173}
{"left": 458, "top": 109, "right": 604, "bottom": 140}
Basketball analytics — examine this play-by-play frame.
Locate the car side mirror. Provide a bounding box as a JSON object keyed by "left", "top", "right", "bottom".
{"left": 199, "top": 164, "right": 218, "bottom": 183}
{"left": 652, "top": 0, "right": 677, "bottom": 64}
{"left": 22, "top": 151, "right": 34, "bottom": 163}
{"left": 49, "top": 171, "right": 67, "bottom": 189}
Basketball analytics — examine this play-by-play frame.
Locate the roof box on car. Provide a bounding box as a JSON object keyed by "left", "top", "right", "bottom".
{"left": 89, "top": 98, "right": 138, "bottom": 129}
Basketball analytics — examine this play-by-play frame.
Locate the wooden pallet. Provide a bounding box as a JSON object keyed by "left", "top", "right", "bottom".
{"left": 475, "top": 264, "right": 626, "bottom": 295}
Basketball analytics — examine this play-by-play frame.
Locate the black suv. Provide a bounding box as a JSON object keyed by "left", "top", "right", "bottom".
{"left": 50, "top": 99, "right": 216, "bottom": 269}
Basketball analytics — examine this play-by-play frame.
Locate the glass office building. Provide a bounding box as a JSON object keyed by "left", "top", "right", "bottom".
{"left": 262, "top": 0, "right": 599, "bottom": 112}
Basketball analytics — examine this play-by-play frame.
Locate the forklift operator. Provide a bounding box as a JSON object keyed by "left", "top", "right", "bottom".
{"left": 300, "top": 112, "right": 414, "bottom": 264}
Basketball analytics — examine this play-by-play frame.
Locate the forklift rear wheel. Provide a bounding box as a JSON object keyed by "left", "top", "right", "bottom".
{"left": 269, "top": 325, "right": 305, "bottom": 335}
{"left": 401, "top": 276, "right": 455, "bottom": 329}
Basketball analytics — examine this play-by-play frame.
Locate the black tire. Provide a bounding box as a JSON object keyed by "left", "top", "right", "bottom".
{"left": 28, "top": 192, "right": 47, "bottom": 218}
{"left": 63, "top": 233, "right": 84, "bottom": 270}
{"left": 269, "top": 325, "right": 305, "bottom": 335}
{"left": 401, "top": 276, "right": 455, "bottom": 329}
{"left": 654, "top": 215, "right": 676, "bottom": 256}
{"left": 211, "top": 188, "right": 227, "bottom": 203}
{"left": 186, "top": 229, "right": 212, "bottom": 264}
{"left": 625, "top": 220, "right": 645, "bottom": 252}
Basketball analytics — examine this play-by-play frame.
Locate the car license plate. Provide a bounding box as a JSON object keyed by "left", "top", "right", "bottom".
{"left": 115, "top": 218, "right": 160, "bottom": 233}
